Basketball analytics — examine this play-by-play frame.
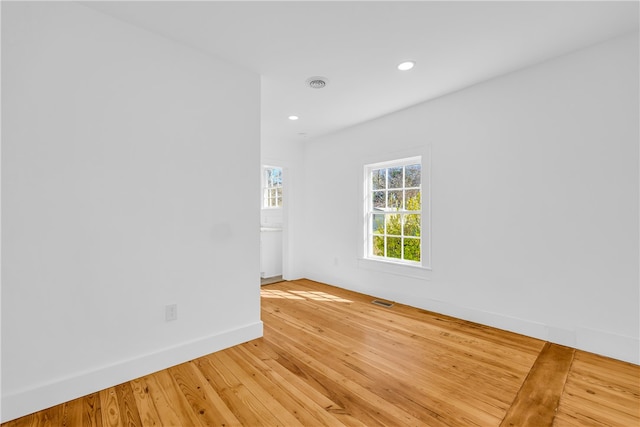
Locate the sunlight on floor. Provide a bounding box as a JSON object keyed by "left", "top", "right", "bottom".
{"left": 260, "top": 289, "right": 304, "bottom": 300}
{"left": 261, "top": 289, "right": 352, "bottom": 303}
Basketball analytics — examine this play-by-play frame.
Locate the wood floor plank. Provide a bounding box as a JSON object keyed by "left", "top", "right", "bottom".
{"left": 500, "top": 342, "right": 575, "bottom": 427}
{"left": 554, "top": 350, "right": 640, "bottom": 427}
{"left": 147, "top": 369, "right": 205, "bottom": 426}
{"left": 0, "top": 416, "right": 31, "bottom": 427}
{"left": 196, "top": 352, "right": 288, "bottom": 426}
{"left": 227, "top": 345, "right": 349, "bottom": 427}
{"left": 98, "top": 388, "right": 123, "bottom": 427}
{"left": 275, "top": 280, "right": 543, "bottom": 372}
{"left": 129, "top": 378, "right": 162, "bottom": 426}
{"left": 114, "top": 383, "right": 142, "bottom": 426}
{"left": 3, "top": 279, "right": 638, "bottom": 427}
{"left": 35, "top": 405, "right": 64, "bottom": 427}
{"left": 562, "top": 377, "right": 638, "bottom": 416}
{"left": 215, "top": 351, "right": 317, "bottom": 425}
{"left": 264, "top": 322, "right": 458, "bottom": 427}
{"left": 264, "top": 303, "right": 504, "bottom": 425}
{"left": 262, "top": 281, "right": 536, "bottom": 422}
{"left": 552, "top": 412, "right": 589, "bottom": 427}
{"left": 81, "top": 393, "right": 103, "bottom": 427}
{"left": 168, "top": 361, "right": 243, "bottom": 426}
{"left": 135, "top": 373, "right": 187, "bottom": 426}
{"left": 265, "top": 289, "right": 535, "bottom": 389}
{"left": 61, "top": 397, "right": 83, "bottom": 427}
{"left": 569, "top": 351, "right": 640, "bottom": 390}
{"left": 237, "top": 340, "right": 368, "bottom": 427}
{"left": 263, "top": 336, "right": 394, "bottom": 426}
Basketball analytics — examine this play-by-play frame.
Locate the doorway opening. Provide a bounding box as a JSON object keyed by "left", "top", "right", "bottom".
{"left": 260, "top": 165, "right": 284, "bottom": 285}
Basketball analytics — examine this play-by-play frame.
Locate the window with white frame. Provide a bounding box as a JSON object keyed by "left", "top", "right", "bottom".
{"left": 365, "top": 157, "right": 422, "bottom": 264}
{"left": 262, "top": 166, "right": 283, "bottom": 208}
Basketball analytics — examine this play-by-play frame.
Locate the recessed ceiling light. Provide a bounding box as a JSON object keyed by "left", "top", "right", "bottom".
{"left": 288, "top": 115, "right": 299, "bottom": 121}
{"left": 306, "top": 76, "right": 329, "bottom": 89}
{"left": 397, "top": 61, "right": 415, "bottom": 71}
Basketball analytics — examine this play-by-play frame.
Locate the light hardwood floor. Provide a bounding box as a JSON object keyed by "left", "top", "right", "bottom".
{"left": 4, "top": 279, "right": 639, "bottom": 426}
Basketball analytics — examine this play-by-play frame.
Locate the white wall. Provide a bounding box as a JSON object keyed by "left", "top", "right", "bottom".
{"left": 1, "top": 2, "right": 262, "bottom": 422}
{"left": 299, "top": 33, "right": 639, "bottom": 364}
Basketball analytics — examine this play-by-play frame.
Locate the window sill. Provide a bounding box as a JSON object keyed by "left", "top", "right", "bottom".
{"left": 357, "top": 258, "right": 431, "bottom": 280}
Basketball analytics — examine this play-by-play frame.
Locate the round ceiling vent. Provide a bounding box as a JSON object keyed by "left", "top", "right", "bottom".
{"left": 306, "top": 76, "right": 329, "bottom": 89}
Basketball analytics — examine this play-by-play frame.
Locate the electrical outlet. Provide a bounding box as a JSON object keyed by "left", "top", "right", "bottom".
{"left": 165, "top": 304, "right": 177, "bottom": 322}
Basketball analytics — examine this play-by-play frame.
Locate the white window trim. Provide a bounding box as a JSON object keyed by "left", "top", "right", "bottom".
{"left": 359, "top": 148, "right": 431, "bottom": 274}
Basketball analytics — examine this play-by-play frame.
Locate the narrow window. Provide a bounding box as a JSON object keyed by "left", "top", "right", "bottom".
{"left": 262, "top": 166, "right": 283, "bottom": 208}
{"left": 365, "top": 157, "right": 422, "bottom": 264}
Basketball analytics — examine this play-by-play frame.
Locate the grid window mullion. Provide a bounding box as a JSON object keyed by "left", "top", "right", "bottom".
{"left": 367, "top": 160, "right": 421, "bottom": 263}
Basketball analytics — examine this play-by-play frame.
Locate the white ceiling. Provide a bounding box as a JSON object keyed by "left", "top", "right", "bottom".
{"left": 85, "top": 1, "right": 639, "bottom": 146}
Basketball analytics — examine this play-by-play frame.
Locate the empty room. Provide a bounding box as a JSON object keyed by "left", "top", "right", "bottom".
{"left": 1, "top": 1, "right": 638, "bottom": 426}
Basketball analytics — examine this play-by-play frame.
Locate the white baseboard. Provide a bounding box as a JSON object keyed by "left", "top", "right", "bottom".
{"left": 1, "top": 321, "right": 263, "bottom": 423}
{"left": 575, "top": 327, "right": 640, "bottom": 365}
{"left": 411, "top": 297, "right": 640, "bottom": 365}
{"left": 328, "top": 278, "right": 639, "bottom": 365}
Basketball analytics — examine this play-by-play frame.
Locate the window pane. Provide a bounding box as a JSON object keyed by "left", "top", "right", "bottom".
{"left": 373, "top": 236, "right": 384, "bottom": 256}
{"left": 266, "top": 167, "right": 282, "bottom": 186}
{"left": 388, "top": 167, "right": 403, "bottom": 188}
{"left": 366, "top": 157, "right": 423, "bottom": 265}
{"left": 405, "top": 189, "right": 421, "bottom": 210}
{"left": 372, "top": 214, "right": 384, "bottom": 234}
{"left": 386, "top": 214, "right": 401, "bottom": 235}
{"left": 388, "top": 190, "right": 403, "bottom": 209}
{"left": 273, "top": 168, "right": 282, "bottom": 185}
{"left": 403, "top": 214, "right": 421, "bottom": 237}
{"left": 404, "top": 238, "right": 421, "bottom": 262}
{"left": 373, "top": 191, "right": 385, "bottom": 209}
{"left": 263, "top": 166, "right": 283, "bottom": 208}
{"left": 405, "top": 164, "right": 421, "bottom": 187}
{"left": 387, "top": 237, "right": 401, "bottom": 258}
{"left": 372, "top": 169, "right": 386, "bottom": 190}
